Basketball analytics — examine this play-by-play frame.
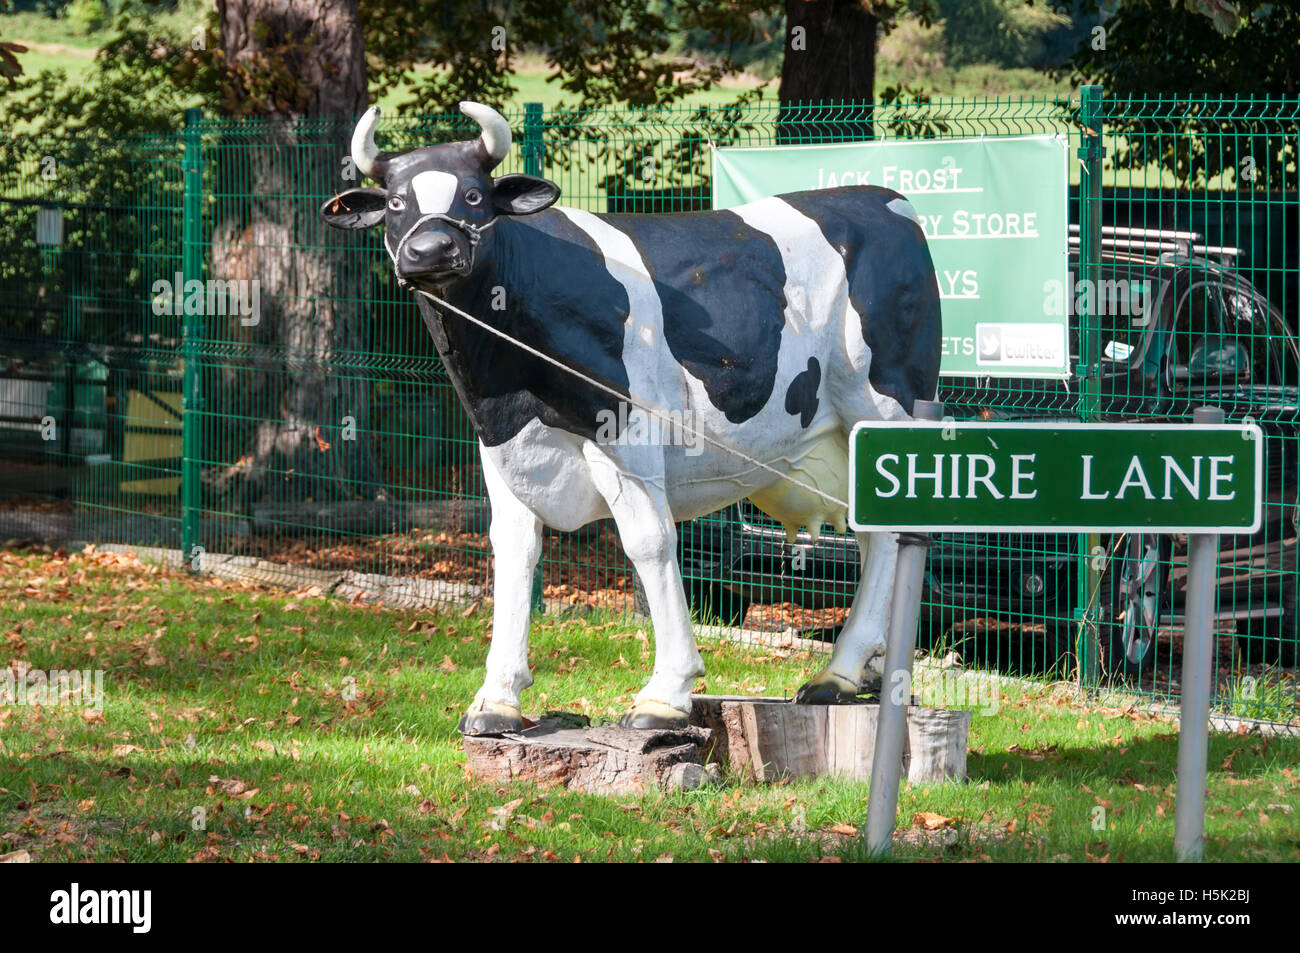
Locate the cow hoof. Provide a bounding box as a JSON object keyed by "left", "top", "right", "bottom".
{"left": 619, "top": 700, "right": 690, "bottom": 730}
{"left": 794, "top": 671, "right": 864, "bottom": 705}
{"left": 457, "top": 698, "right": 524, "bottom": 736}
{"left": 857, "top": 671, "right": 883, "bottom": 699}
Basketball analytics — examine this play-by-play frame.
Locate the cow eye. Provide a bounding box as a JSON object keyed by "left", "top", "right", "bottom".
{"left": 464, "top": 188, "right": 484, "bottom": 206}
{"left": 387, "top": 195, "right": 405, "bottom": 212}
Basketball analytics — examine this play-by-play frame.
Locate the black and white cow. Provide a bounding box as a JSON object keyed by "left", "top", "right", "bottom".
{"left": 323, "top": 103, "right": 942, "bottom": 733}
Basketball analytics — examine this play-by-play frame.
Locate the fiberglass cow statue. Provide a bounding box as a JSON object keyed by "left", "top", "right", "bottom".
{"left": 323, "top": 102, "right": 942, "bottom": 734}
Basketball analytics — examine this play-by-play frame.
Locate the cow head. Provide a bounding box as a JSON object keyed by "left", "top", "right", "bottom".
{"left": 321, "top": 102, "right": 561, "bottom": 286}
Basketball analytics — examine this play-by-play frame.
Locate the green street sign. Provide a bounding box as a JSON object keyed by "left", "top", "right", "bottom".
{"left": 849, "top": 421, "right": 1263, "bottom": 533}
{"left": 712, "top": 135, "right": 1070, "bottom": 379}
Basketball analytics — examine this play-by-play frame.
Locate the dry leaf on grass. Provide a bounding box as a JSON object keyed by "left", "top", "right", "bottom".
{"left": 912, "top": 811, "right": 956, "bottom": 831}
{"left": 207, "top": 775, "right": 259, "bottom": 799}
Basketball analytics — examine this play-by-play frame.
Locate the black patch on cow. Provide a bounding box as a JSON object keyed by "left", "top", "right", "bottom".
{"left": 785, "top": 357, "right": 821, "bottom": 428}
{"left": 422, "top": 210, "right": 632, "bottom": 447}
{"left": 781, "top": 187, "right": 942, "bottom": 415}
{"left": 609, "top": 210, "right": 787, "bottom": 425}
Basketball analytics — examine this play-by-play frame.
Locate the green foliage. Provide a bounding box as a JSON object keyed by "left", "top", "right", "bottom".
{"left": 364, "top": 0, "right": 757, "bottom": 113}
{"left": 0, "top": 6, "right": 194, "bottom": 341}
{"left": 1061, "top": 0, "right": 1300, "bottom": 188}
{"left": 1065, "top": 0, "right": 1296, "bottom": 94}
{"left": 932, "top": 0, "right": 1072, "bottom": 69}
{"left": 65, "top": 0, "right": 108, "bottom": 34}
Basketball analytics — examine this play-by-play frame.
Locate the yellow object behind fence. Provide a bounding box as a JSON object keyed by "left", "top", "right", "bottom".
{"left": 120, "top": 390, "right": 182, "bottom": 495}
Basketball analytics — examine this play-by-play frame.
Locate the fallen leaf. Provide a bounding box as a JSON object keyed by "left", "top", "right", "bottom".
{"left": 208, "top": 775, "right": 258, "bottom": 798}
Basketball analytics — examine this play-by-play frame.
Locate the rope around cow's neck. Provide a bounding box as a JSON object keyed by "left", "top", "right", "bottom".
{"left": 414, "top": 287, "right": 852, "bottom": 513}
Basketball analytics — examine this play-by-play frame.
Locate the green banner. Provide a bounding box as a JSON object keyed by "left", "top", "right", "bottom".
{"left": 849, "top": 421, "right": 1263, "bottom": 533}
{"left": 712, "top": 136, "right": 1070, "bottom": 378}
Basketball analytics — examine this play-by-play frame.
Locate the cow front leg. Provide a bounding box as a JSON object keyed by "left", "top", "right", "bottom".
{"left": 796, "top": 531, "right": 897, "bottom": 704}
{"left": 459, "top": 452, "right": 543, "bottom": 736}
{"left": 584, "top": 446, "right": 703, "bottom": 728}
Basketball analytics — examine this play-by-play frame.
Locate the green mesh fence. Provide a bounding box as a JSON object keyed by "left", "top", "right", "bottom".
{"left": 1, "top": 92, "right": 1296, "bottom": 727}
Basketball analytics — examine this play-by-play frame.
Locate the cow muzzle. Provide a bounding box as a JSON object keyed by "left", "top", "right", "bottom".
{"left": 397, "top": 228, "right": 471, "bottom": 282}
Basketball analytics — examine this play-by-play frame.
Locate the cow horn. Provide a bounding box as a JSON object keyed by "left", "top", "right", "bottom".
{"left": 460, "top": 101, "right": 512, "bottom": 168}
{"left": 351, "top": 106, "right": 386, "bottom": 181}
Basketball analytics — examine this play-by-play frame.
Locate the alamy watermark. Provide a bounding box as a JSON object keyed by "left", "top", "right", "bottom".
{"left": 1, "top": 663, "right": 104, "bottom": 709}
{"left": 890, "top": 668, "right": 1000, "bottom": 715}
{"left": 50, "top": 883, "right": 150, "bottom": 933}
{"left": 1043, "top": 271, "right": 1154, "bottom": 322}
{"left": 595, "top": 402, "right": 704, "bottom": 457}
{"left": 151, "top": 272, "right": 260, "bottom": 325}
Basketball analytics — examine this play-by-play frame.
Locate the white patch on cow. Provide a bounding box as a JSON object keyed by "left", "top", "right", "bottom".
{"left": 735, "top": 196, "right": 907, "bottom": 422}
{"left": 410, "top": 170, "right": 458, "bottom": 214}
{"left": 478, "top": 419, "right": 607, "bottom": 532}
{"left": 886, "top": 197, "right": 920, "bottom": 225}
{"left": 554, "top": 206, "right": 676, "bottom": 475}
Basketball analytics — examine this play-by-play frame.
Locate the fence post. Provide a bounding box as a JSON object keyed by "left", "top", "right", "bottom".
{"left": 1075, "top": 84, "right": 1105, "bottom": 691}
{"left": 180, "top": 107, "right": 203, "bottom": 573}
{"left": 865, "top": 398, "right": 943, "bottom": 856}
{"left": 61, "top": 358, "right": 74, "bottom": 462}
{"left": 1174, "top": 406, "right": 1225, "bottom": 862}
{"left": 522, "top": 102, "right": 545, "bottom": 612}
{"left": 522, "top": 102, "right": 544, "bottom": 177}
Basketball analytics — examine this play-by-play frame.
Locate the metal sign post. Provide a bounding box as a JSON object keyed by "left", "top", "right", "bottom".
{"left": 856, "top": 406, "right": 1256, "bottom": 859}
{"left": 1174, "top": 406, "right": 1225, "bottom": 862}
{"left": 865, "top": 399, "right": 943, "bottom": 856}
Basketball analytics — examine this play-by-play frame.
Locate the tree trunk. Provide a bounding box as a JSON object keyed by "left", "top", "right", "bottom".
{"left": 209, "top": 0, "right": 379, "bottom": 505}
{"left": 778, "top": 0, "right": 878, "bottom": 143}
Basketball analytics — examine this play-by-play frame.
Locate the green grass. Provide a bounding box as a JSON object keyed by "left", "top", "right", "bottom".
{"left": 8, "top": 46, "right": 96, "bottom": 84}
{"left": 1, "top": 544, "right": 1297, "bottom": 863}
{"left": 1228, "top": 664, "right": 1298, "bottom": 722}
{"left": 1, "top": 11, "right": 105, "bottom": 49}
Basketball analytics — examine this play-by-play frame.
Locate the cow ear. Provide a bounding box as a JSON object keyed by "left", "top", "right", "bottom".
{"left": 492, "top": 174, "right": 560, "bottom": 216}
{"left": 320, "top": 188, "right": 387, "bottom": 229}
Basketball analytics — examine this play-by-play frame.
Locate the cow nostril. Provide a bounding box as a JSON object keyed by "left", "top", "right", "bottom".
{"left": 405, "top": 232, "right": 454, "bottom": 258}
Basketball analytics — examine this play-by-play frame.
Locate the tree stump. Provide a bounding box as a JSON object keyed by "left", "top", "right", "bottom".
{"left": 462, "top": 718, "right": 715, "bottom": 796}
{"left": 689, "top": 695, "right": 970, "bottom": 784}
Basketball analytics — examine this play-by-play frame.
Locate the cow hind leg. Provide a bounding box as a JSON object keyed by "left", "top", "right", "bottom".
{"left": 459, "top": 450, "right": 543, "bottom": 735}
{"left": 583, "top": 444, "right": 704, "bottom": 728}
{"left": 796, "top": 530, "right": 897, "bottom": 703}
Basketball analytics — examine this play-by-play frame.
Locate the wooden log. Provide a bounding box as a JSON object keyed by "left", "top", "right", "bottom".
{"left": 688, "top": 694, "right": 970, "bottom": 785}
{"left": 462, "top": 718, "right": 714, "bottom": 796}
{"left": 687, "top": 694, "right": 766, "bottom": 775}
{"left": 905, "top": 707, "right": 972, "bottom": 784}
